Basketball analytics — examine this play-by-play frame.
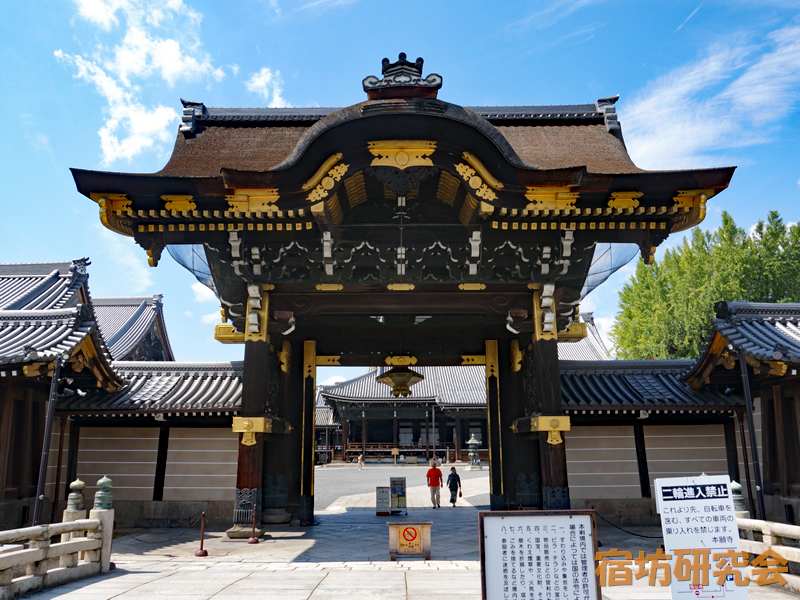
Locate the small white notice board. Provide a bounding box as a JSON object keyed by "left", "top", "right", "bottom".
{"left": 655, "top": 475, "right": 748, "bottom": 600}
{"left": 479, "top": 510, "right": 600, "bottom": 600}
{"left": 376, "top": 486, "right": 391, "bottom": 516}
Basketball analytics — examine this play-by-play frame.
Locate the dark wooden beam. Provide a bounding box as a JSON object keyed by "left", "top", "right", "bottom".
{"left": 773, "top": 385, "right": 789, "bottom": 497}
{"left": 723, "top": 416, "right": 741, "bottom": 487}
{"left": 633, "top": 422, "right": 651, "bottom": 499}
{"left": 0, "top": 387, "right": 13, "bottom": 502}
{"left": 152, "top": 425, "right": 170, "bottom": 502}
{"left": 486, "top": 340, "right": 504, "bottom": 509}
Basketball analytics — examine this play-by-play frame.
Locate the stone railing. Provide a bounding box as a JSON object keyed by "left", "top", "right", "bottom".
{"left": 0, "top": 476, "right": 114, "bottom": 600}
{"left": 738, "top": 517, "right": 800, "bottom": 594}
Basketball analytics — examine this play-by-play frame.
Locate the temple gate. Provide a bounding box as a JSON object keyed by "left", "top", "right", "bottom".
{"left": 72, "top": 54, "right": 734, "bottom": 533}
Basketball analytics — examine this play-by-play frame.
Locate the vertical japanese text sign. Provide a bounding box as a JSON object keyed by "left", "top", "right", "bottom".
{"left": 479, "top": 510, "right": 600, "bottom": 600}
{"left": 655, "top": 475, "right": 748, "bottom": 600}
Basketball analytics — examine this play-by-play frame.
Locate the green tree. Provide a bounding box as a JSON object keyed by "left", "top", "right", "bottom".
{"left": 610, "top": 211, "right": 800, "bottom": 360}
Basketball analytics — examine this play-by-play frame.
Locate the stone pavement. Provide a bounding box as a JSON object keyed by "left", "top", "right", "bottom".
{"left": 21, "top": 467, "right": 800, "bottom": 599}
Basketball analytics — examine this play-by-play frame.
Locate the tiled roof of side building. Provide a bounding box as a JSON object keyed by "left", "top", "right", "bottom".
{"left": 0, "top": 259, "right": 89, "bottom": 310}
{"left": 58, "top": 361, "right": 242, "bottom": 414}
{"left": 322, "top": 361, "right": 743, "bottom": 412}
{"left": 560, "top": 360, "right": 742, "bottom": 411}
{"left": 712, "top": 301, "right": 800, "bottom": 363}
{"left": 92, "top": 296, "right": 175, "bottom": 361}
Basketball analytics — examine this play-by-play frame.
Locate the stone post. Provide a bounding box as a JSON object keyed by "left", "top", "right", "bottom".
{"left": 61, "top": 479, "right": 86, "bottom": 544}
{"left": 88, "top": 475, "right": 115, "bottom": 574}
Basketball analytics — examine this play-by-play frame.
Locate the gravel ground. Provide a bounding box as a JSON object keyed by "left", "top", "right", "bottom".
{"left": 314, "top": 464, "right": 490, "bottom": 511}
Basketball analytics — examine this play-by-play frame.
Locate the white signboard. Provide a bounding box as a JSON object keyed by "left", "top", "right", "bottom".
{"left": 480, "top": 511, "right": 599, "bottom": 600}
{"left": 376, "top": 486, "right": 391, "bottom": 515}
{"left": 655, "top": 475, "right": 748, "bottom": 600}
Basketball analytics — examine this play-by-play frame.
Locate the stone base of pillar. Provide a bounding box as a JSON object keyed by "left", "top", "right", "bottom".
{"left": 300, "top": 495, "right": 314, "bottom": 524}
{"left": 226, "top": 523, "right": 266, "bottom": 539}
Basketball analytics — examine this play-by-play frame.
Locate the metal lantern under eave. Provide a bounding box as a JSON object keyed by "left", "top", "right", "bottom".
{"left": 376, "top": 366, "right": 424, "bottom": 397}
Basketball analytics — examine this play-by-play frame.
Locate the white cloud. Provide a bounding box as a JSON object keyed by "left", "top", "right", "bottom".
{"left": 320, "top": 375, "right": 346, "bottom": 386}
{"left": 58, "top": 0, "right": 223, "bottom": 164}
{"left": 674, "top": 3, "right": 702, "bottom": 33}
{"left": 96, "top": 225, "right": 153, "bottom": 292}
{"left": 593, "top": 316, "right": 616, "bottom": 355}
{"left": 191, "top": 281, "right": 217, "bottom": 303}
{"left": 200, "top": 312, "right": 219, "bottom": 324}
{"left": 797, "top": 178, "right": 800, "bottom": 186}
{"left": 184, "top": 310, "right": 194, "bottom": 318}
{"left": 229, "top": 63, "right": 240, "bottom": 76}
{"left": 510, "top": 0, "right": 604, "bottom": 30}
{"left": 621, "top": 24, "right": 800, "bottom": 169}
{"left": 245, "top": 67, "right": 289, "bottom": 108}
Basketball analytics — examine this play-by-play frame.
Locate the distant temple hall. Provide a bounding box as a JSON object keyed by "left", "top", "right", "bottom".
{"left": 1, "top": 54, "right": 798, "bottom": 532}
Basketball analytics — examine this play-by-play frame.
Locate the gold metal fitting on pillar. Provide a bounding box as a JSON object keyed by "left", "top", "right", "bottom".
{"left": 511, "top": 415, "right": 571, "bottom": 444}
{"left": 532, "top": 416, "right": 570, "bottom": 444}
{"left": 232, "top": 417, "right": 271, "bottom": 446}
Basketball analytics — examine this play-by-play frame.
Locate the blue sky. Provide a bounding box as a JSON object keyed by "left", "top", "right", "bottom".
{"left": 2, "top": 0, "right": 799, "bottom": 384}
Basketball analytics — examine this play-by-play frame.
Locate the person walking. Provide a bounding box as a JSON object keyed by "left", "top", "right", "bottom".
{"left": 358, "top": 454, "right": 364, "bottom": 470}
{"left": 447, "top": 467, "right": 462, "bottom": 507}
{"left": 426, "top": 459, "right": 443, "bottom": 509}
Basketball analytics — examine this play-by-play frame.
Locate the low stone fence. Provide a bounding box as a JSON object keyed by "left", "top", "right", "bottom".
{"left": 738, "top": 516, "right": 800, "bottom": 594}
{"left": 0, "top": 477, "right": 114, "bottom": 600}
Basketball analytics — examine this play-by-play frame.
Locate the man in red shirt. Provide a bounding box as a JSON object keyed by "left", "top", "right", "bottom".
{"left": 426, "top": 460, "right": 443, "bottom": 508}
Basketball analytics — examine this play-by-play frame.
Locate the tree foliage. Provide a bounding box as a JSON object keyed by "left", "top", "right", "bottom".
{"left": 611, "top": 211, "right": 800, "bottom": 359}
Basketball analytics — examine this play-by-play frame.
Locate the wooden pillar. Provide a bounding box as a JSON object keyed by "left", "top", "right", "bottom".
{"left": 723, "top": 416, "right": 741, "bottom": 486}
{"left": 454, "top": 416, "right": 462, "bottom": 462}
{"left": 512, "top": 340, "right": 541, "bottom": 509}
{"left": 64, "top": 419, "right": 80, "bottom": 502}
{"left": 392, "top": 416, "right": 398, "bottom": 448}
{"left": 531, "top": 335, "right": 569, "bottom": 510}
{"left": 299, "top": 341, "right": 316, "bottom": 523}
{"left": 341, "top": 418, "right": 349, "bottom": 461}
{"left": 152, "top": 425, "right": 169, "bottom": 501}
{"left": 486, "top": 340, "right": 504, "bottom": 509}
{"left": 425, "top": 410, "right": 430, "bottom": 461}
{"left": 22, "top": 392, "right": 34, "bottom": 500}
{"left": 232, "top": 339, "right": 269, "bottom": 528}
{"left": 773, "top": 385, "right": 789, "bottom": 498}
{"left": 361, "top": 413, "right": 367, "bottom": 456}
{"left": 0, "top": 388, "right": 14, "bottom": 502}
{"left": 633, "top": 422, "right": 651, "bottom": 499}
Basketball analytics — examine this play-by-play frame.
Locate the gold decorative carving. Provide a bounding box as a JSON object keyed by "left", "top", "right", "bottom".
{"left": 90, "top": 193, "right": 133, "bottom": 238}
{"left": 644, "top": 246, "right": 657, "bottom": 266}
{"left": 558, "top": 322, "right": 588, "bottom": 340}
{"left": 304, "top": 340, "right": 316, "bottom": 380}
{"left": 227, "top": 190, "right": 280, "bottom": 212}
{"left": 386, "top": 356, "right": 417, "bottom": 366}
{"left": 744, "top": 354, "right": 787, "bottom": 377}
{"left": 607, "top": 191, "right": 643, "bottom": 209}
{"left": 461, "top": 355, "right": 486, "bottom": 365}
{"left": 302, "top": 153, "right": 344, "bottom": 190}
{"left": 278, "top": 340, "right": 291, "bottom": 373}
{"left": 214, "top": 324, "right": 244, "bottom": 344}
{"left": 316, "top": 284, "right": 343, "bottom": 291}
{"left": 485, "top": 340, "right": 499, "bottom": 380}
{"left": 458, "top": 283, "right": 486, "bottom": 291}
{"left": 454, "top": 163, "right": 497, "bottom": 202}
{"left": 146, "top": 249, "right": 158, "bottom": 268}
{"left": 367, "top": 140, "right": 436, "bottom": 170}
{"left": 510, "top": 340, "right": 523, "bottom": 373}
{"left": 524, "top": 187, "right": 578, "bottom": 211}
{"left": 387, "top": 283, "right": 415, "bottom": 291}
{"left": 316, "top": 356, "right": 341, "bottom": 366}
{"left": 22, "top": 361, "right": 56, "bottom": 378}
{"left": 307, "top": 163, "right": 349, "bottom": 203}
{"left": 461, "top": 152, "right": 504, "bottom": 190}
{"left": 161, "top": 195, "right": 196, "bottom": 211}
{"left": 720, "top": 351, "right": 736, "bottom": 370}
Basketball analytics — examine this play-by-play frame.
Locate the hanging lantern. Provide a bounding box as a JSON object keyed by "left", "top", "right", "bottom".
{"left": 376, "top": 366, "right": 424, "bottom": 397}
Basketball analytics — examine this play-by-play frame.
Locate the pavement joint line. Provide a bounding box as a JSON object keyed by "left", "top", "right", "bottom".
{"left": 205, "top": 570, "right": 257, "bottom": 599}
